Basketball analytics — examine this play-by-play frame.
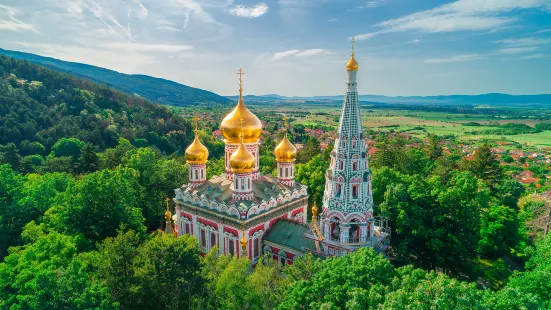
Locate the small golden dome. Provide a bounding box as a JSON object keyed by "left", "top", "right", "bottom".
{"left": 240, "top": 234, "right": 248, "bottom": 249}
{"left": 346, "top": 53, "right": 359, "bottom": 71}
{"left": 230, "top": 139, "right": 255, "bottom": 173}
{"left": 274, "top": 135, "right": 297, "bottom": 163}
{"left": 185, "top": 116, "right": 209, "bottom": 164}
{"left": 221, "top": 69, "right": 262, "bottom": 144}
{"left": 164, "top": 209, "right": 172, "bottom": 222}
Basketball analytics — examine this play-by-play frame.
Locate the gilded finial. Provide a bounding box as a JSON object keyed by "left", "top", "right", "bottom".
{"left": 193, "top": 115, "right": 199, "bottom": 134}
{"left": 164, "top": 197, "right": 172, "bottom": 222}
{"left": 283, "top": 114, "right": 288, "bottom": 137}
{"left": 312, "top": 199, "right": 318, "bottom": 218}
{"left": 351, "top": 37, "right": 355, "bottom": 56}
{"left": 237, "top": 68, "right": 245, "bottom": 97}
{"left": 346, "top": 37, "right": 359, "bottom": 71}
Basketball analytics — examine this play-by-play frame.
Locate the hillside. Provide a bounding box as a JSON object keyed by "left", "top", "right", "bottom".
{"left": 0, "top": 54, "right": 193, "bottom": 156}
{"left": 0, "top": 49, "right": 232, "bottom": 107}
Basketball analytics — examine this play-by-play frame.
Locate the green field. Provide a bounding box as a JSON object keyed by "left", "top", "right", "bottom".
{"left": 252, "top": 103, "right": 551, "bottom": 147}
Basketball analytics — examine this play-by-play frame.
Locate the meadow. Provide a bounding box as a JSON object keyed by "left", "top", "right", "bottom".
{"left": 251, "top": 102, "right": 551, "bottom": 147}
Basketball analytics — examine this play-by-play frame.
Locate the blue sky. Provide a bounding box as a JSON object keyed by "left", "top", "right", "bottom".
{"left": 1, "top": 0, "right": 550, "bottom": 96}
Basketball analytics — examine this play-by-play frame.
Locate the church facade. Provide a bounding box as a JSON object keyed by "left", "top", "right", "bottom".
{"left": 173, "top": 42, "right": 388, "bottom": 265}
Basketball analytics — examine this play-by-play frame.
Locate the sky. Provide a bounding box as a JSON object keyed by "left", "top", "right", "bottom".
{"left": 1, "top": 0, "right": 551, "bottom": 96}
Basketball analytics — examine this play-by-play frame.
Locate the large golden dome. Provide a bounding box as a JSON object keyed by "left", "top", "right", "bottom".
{"left": 230, "top": 139, "right": 255, "bottom": 173}
{"left": 221, "top": 69, "right": 262, "bottom": 144}
{"left": 185, "top": 117, "right": 209, "bottom": 164}
{"left": 274, "top": 134, "right": 296, "bottom": 163}
{"left": 346, "top": 53, "right": 359, "bottom": 71}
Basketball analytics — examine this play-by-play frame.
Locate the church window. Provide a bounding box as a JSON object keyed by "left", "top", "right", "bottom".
{"left": 352, "top": 185, "right": 359, "bottom": 199}
{"left": 336, "top": 184, "right": 342, "bottom": 197}
{"left": 352, "top": 161, "right": 358, "bottom": 171}
{"left": 248, "top": 178, "right": 251, "bottom": 189}
{"left": 254, "top": 237, "right": 260, "bottom": 258}
{"left": 210, "top": 232, "right": 217, "bottom": 249}
{"left": 195, "top": 170, "right": 198, "bottom": 180}
{"left": 200, "top": 230, "right": 206, "bottom": 249}
{"left": 338, "top": 161, "right": 344, "bottom": 170}
{"left": 228, "top": 238, "right": 235, "bottom": 255}
{"left": 201, "top": 169, "right": 204, "bottom": 179}
{"left": 352, "top": 141, "right": 356, "bottom": 148}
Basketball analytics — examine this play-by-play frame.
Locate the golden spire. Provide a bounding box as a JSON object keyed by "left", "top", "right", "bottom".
{"left": 229, "top": 116, "right": 255, "bottom": 173}
{"left": 185, "top": 115, "right": 209, "bottom": 164}
{"left": 274, "top": 114, "right": 297, "bottom": 163}
{"left": 220, "top": 68, "right": 262, "bottom": 144}
{"left": 346, "top": 37, "right": 359, "bottom": 71}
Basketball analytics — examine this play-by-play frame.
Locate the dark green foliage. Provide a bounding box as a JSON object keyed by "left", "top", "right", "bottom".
{"left": 46, "top": 167, "right": 146, "bottom": 243}
{"left": 478, "top": 205, "right": 520, "bottom": 259}
{"left": 0, "top": 54, "right": 194, "bottom": 172}
{"left": 462, "top": 143, "right": 503, "bottom": 190}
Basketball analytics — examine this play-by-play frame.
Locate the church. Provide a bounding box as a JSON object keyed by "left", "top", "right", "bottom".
{"left": 173, "top": 42, "right": 389, "bottom": 265}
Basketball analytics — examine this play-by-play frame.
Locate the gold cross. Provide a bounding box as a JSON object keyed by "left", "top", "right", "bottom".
{"left": 193, "top": 115, "right": 199, "bottom": 132}
{"left": 351, "top": 37, "right": 356, "bottom": 54}
{"left": 283, "top": 114, "right": 288, "bottom": 133}
{"left": 237, "top": 68, "right": 244, "bottom": 92}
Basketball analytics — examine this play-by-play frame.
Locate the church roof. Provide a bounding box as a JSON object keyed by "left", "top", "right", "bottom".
{"left": 176, "top": 174, "right": 308, "bottom": 220}
{"left": 263, "top": 219, "right": 315, "bottom": 254}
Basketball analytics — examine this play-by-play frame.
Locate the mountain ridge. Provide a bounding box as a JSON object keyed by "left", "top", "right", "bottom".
{"left": 225, "top": 93, "right": 551, "bottom": 106}
{"left": 0, "top": 48, "right": 233, "bottom": 107}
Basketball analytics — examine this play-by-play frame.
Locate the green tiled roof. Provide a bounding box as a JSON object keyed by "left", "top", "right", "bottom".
{"left": 180, "top": 174, "right": 306, "bottom": 212}
{"left": 264, "top": 219, "right": 315, "bottom": 253}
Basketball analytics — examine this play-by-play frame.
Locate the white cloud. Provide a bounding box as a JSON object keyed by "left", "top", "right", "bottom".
{"left": 425, "top": 54, "right": 486, "bottom": 63}
{"left": 355, "top": 0, "right": 551, "bottom": 40}
{"left": 536, "top": 29, "right": 551, "bottom": 34}
{"left": 520, "top": 54, "right": 551, "bottom": 60}
{"left": 328, "top": 18, "right": 337, "bottom": 22}
{"left": 497, "top": 46, "right": 539, "bottom": 54}
{"left": 295, "top": 49, "right": 332, "bottom": 57}
{"left": 229, "top": 3, "right": 268, "bottom": 18}
{"left": 131, "top": 0, "right": 148, "bottom": 20}
{"left": 104, "top": 42, "right": 194, "bottom": 53}
{"left": 357, "top": 0, "right": 387, "bottom": 9}
{"left": 495, "top": 37, "right": 551, "bottom": 47}
{"left": 0, "top": 4, "right": 36, "bottom": 32}
{"left": 273, "top": 49, "right": 300, "bottom": 60}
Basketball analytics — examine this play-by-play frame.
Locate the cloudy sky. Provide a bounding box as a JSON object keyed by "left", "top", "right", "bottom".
{"left": 1, "top": 0, "right": 551, "bottom": 96}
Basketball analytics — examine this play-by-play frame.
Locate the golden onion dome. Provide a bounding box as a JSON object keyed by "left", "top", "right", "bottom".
{"left": 185, "top": 116, "right": 209, "bottom": 164}
{"left": 164, "top": 209, "right": 172, "bottom": 222}
{"left": 230, "top": 139, "right": 255, "bottom": 173}
{"left": 346, "top": 53, "right": 359, "bottom": 71}
{"left": 185, "top": 135, "right": 209, "bottom": 164}
{"left": 274, "top": 135, "right": 297, "bottom": 162}
{"left": 240, "top": 234, "right": 248, "bottom": 249}
{"left": 221, "top": 69, "right": 262, "bottom": 144}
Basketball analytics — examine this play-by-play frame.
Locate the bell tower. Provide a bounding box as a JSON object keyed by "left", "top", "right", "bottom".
{"left": 321, "top": 38, "right": 374, "bottom": 246}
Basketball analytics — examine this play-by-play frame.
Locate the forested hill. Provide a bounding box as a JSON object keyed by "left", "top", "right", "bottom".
{"left": 0, "top": 54, "right": 194, "bottom": 157}
{"left": 0, "top": 48, "right": 232, "bottom": 107}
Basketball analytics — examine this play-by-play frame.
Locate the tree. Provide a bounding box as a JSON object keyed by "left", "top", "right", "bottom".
{"left": 478, "top": 205, "right": 519, "bottom": 259}
{"left": 95, "top": 230, "right": 142, "bottom": 309}
{"left": 131, "top": 233, "right": 204, "bottom": 310}
{"left": 427, "top": 134, "right": 443, "bottom": 160}
{"left": 47, "top": 167, "right": 146, "bottom": 243}
{"left": 78, "top": 143, "right": 99, "bottom": 173}
{"left": 295, "top": 154, "right": 329, "bottom": 206}
{"left": 0, "top": 143, "right": 21, "bottom": 170}
{"left": 498, "top": 179, "right": 524, "bottom": 209}
{"left": 279, "top": 248, "right": 394, "bottom": 309}
{"left": 382, "top": 266, "right": 485, "bottom": 309}
{"left": 463, "top": 143, "right": 502, "bottom": 190}
{"left": 0, "top": 232, "right": 116, "bottom": 309}
{"left": 50, "top": 137, "right": 85, "bottom": 158}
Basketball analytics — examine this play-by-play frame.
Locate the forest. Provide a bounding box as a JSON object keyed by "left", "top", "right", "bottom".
{"left": 1, "top": 55, "right": 551, "bottom": 309}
